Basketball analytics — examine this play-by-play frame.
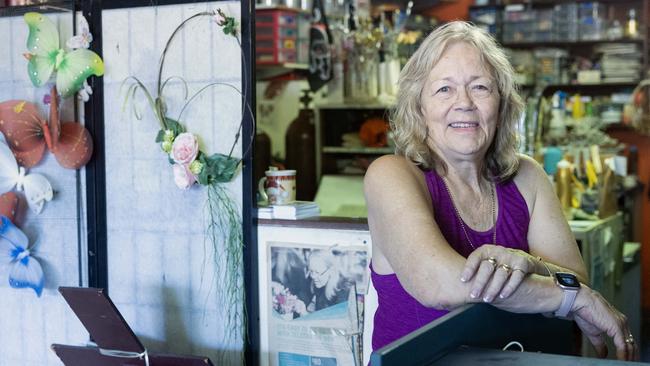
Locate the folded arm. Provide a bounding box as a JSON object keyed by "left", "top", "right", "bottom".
{"left": 365, "top": 155, "right": 562, "bottom": 311}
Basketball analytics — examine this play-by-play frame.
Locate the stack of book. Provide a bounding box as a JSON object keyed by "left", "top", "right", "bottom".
{"left": 596, "top": 43, "right": 641, "bottom": 83}
{"left": 257, "top": 201, "right": 320, "bottom": 220}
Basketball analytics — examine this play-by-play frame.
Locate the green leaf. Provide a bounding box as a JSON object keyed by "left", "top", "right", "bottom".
{"left": 164, "top": 117, "right": 185, "bottom": 136}
{"left": 155, "top": 129, "right": 166, "bottom": 143}
{"left": 197, "top": 169, "right": 209, "bottom": 185}
{"left": 195, "top": 153, "right": 241, "bottom": 185}
{"left": 222, "top": 18, "right": 237, "bottom": 36}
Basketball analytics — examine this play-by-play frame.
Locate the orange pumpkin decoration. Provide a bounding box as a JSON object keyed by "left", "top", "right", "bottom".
{"left": 359, "top": 118, "right": 389, "bottom": 147}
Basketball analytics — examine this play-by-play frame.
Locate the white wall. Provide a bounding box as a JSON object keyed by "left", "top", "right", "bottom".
{"left": 0, "top": 11, "right": 89, "bottom": 366}
{"left": 102, "top": 2, "right": 244, "bottom": 365}
{"left": 256, "top": 80, "right": 327, "bottom": 160}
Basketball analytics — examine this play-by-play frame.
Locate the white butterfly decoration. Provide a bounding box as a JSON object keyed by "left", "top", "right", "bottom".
{"left": 78, "top": 80, "right": 93, "bottom": 102}
{"left": 66, "top": 15, "right": 93, "bottom": 50}
{"left": 0, "top": 133, "right": 53, "bottom": 214}
{"left": 66, "top": 15, "right": 95, "bottom": 103}
{"left": 0, "top": 216, "right": 44, "bottom": 297}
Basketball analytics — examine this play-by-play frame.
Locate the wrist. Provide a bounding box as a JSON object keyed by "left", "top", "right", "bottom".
{"left": 553, "top": 272, "right": 581, "bottom": 317}
{"left": 571, "top": 284, "right": 592, "bottom": 314}
{"left": 547, "top": 276, "right": 565, "bottom": 313}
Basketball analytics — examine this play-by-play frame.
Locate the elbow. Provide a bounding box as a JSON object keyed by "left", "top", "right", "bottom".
{"left": 408, "top": 283, "right": 465, "bottom": 311}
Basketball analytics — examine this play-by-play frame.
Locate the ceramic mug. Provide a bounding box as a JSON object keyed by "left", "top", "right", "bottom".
{"left": 258, "top": 169, "right": 296, "bottom": 205}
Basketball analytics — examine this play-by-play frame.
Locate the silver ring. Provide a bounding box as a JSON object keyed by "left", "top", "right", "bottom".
{"left": 625, "top": 335, "right": 634, "bottom": 344}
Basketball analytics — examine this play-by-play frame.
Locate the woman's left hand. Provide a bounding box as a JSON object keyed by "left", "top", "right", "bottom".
{"left": 460, "top": 244, "right": 537, "bottom": 302}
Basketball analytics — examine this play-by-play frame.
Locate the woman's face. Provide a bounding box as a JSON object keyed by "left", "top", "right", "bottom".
{"left": 420, "top": 42, "right": 500, "bottom": 161}
{"left": 308, "top": 256, "right": 331, "bottom": 289}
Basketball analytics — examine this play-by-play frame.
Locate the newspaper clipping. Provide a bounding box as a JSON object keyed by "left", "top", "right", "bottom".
{"left": 268, "top": 242, "right": 369, "bottom": 366}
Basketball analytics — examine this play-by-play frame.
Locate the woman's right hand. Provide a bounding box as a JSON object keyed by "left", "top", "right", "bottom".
{"left": 571, "top": 285, "right": 638, "bottom": 361}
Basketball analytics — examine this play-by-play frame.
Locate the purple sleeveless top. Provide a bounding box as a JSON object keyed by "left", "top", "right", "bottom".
{"left": 371, "top": 169, "right": 531, "bottom": 351}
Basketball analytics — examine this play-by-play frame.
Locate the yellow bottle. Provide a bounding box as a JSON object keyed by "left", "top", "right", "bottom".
{"left": 572, "top": 94, "right": 584, "bottom": 120}
{"left": 626, "top": 9, "right": 639, "bottom": 39}
{"left": 555, "top": 160, "right": 574, "bottom": 220}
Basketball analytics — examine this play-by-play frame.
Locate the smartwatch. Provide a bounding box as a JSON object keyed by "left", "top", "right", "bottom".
{"left": 554, "top": 272, "right": 581, "bottom": 318}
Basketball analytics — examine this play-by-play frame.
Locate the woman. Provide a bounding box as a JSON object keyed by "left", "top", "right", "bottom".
{"left": 364, "top": 21, "right": 637, "bottom": 360}
{"left": 306, "top": 250, "right": 352, "bottom": 312}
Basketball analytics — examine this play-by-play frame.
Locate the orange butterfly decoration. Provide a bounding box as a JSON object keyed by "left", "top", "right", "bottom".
{"left": 0, "top": 86, "right": 93, "bottom": 169}
{"left": 0, "top": 192, "right": 18, "bottom": 223}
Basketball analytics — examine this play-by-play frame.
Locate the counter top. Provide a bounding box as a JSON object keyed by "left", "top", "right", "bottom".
{"left": 429, "top": 346, "right": 646, "bottom": 366}
{"left": 568, "top": 212, "right": 622, "bottom": 235}
{"left": 258, "top": 213, "right": 623, "bottom": 235}
{"left": 257, "top": 216, "right": 369, "bottom": 231}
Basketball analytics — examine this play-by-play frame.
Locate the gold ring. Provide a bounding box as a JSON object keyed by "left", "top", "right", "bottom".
{"left": 625, "top": 335, "right": 635, "bottom": 344}
{"left": 486, "top": 257, "right": 497, "bottom": 267}
{"left": 498, "top": 263, "right": 512, "bottom": 274}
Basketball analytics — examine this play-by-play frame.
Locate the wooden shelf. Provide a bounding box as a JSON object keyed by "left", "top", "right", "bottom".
{"left": 322, "top": 146, "right": 394, "bottom": 154}
{"left": 471, "top": 0, "right": 640, "bottom": 10}
{"left": 503, "top": 39, "right": 644, "bottom": 49}
{"left": 255, "top": 4, "right": 310, "bottom": 14}
{"left": 255, "top": 63, "right": 308, "bottom": 80}
{"left": 316, "top": 102, "right": 393, "bottom": 110}
{"left": 541, "top": 82, "right": 639, "bottom": 96}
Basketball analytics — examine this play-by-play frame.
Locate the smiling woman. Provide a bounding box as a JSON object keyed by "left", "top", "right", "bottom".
{"left": 421, "top": 42, "right": 500, "bottom": 164}
{"left": 364, "top": 21, "right": 638, "bottom": 361}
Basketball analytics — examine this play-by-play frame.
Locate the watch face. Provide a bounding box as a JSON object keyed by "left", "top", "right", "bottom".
{"left": 556, "top": 272, "right": 580, "bottom": 288}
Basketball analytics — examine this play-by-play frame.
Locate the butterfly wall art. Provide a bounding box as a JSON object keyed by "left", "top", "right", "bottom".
{"left": 0, "top": 215, "right": 44, "bottom": 297}
{"left": 0, "top": 89, "right": 93, "bottom": 170}
{"left": 0, "top": 132, "right": 53, "bottom": 214}
{"left": 24, "top": 12, "right": 104, "bottom": 98}
{"left": 0, "top": 192, "right": 18, "bottom": 223}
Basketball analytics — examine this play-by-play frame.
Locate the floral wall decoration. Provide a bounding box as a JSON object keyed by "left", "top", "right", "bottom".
{"left": 122, "top": 8, "right": 253, "bottom": 356}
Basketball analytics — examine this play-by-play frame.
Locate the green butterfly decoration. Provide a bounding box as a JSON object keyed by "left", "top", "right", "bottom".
{"left": 24, "top": 12, "right": 104, "bottom": 98}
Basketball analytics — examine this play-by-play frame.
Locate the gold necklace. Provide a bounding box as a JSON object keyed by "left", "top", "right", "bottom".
{"left": 442, "top": 177, "right": 497, "bottom": 249}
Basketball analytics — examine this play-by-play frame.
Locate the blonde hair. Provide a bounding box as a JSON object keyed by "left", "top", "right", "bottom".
{"left": 390, "top": 21, "right": 524, "bottom": 181}
{"left": 308, "top": 250, "right": 342, "bottom": 301}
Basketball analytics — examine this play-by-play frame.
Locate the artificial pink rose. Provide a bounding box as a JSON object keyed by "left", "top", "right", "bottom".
{"left": 171, "top": 132, "right": 199, "bottom": 164}
{"left": 172, "top": 163, "right": 196, "bottom": 190}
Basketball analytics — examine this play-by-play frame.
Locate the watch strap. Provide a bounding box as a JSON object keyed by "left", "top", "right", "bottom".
{"left": 555, "top": 288, "right": 578, "bottom": 318}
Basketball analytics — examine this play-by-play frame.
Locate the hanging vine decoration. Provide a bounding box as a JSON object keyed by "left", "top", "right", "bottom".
{"left": 122, "top": 8, "right": 253, "bottom": 356}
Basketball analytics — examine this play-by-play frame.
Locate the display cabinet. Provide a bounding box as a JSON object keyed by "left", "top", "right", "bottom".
{"left": 315, "top": 103, "right": 393, "bottom": 179}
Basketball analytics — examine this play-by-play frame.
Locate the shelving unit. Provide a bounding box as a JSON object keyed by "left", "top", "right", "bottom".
{"left": 322, "top": 146, "right": 394, "bottom": 154}
{"left": 255, "top": 5, "right": 310, "bottom": 79}
{"left": 471, "top": 0, "right": 649, "bottom": 100}
{"left": 315, "top": 103, "right": 393, "bottom": 179}
{"left": 539, "top": 82, "right": 639, "bottom": 96}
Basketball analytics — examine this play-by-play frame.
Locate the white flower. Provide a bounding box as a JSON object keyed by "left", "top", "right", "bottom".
{"left": 77, "top": 80, "right": 92, "bottom": 102}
